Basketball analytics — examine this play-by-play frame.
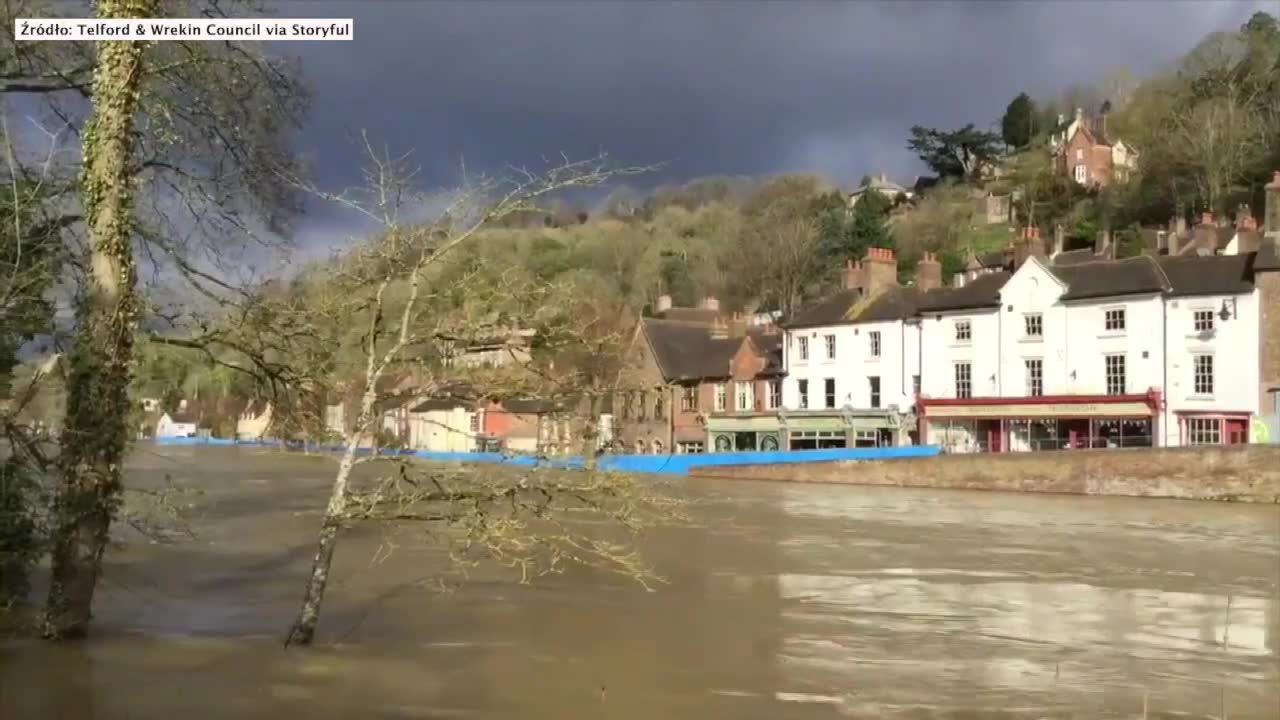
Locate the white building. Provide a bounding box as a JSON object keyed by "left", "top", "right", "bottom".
{"left": 780, "top": 248, "right": 937, "bottom": 448}
{"left": 403, "top": 400, "right": 477, "bottom": 452}
{"left": 155, "top": 412, "right": 198, "bottom": 438}
{"left": 916, "top": 244, "right": 1258, "bottom": 450}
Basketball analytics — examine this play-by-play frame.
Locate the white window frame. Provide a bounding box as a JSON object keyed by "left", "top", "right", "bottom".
{"left": 823, "top": 334, "right": 836, "bottom": 360}
{"left": 1104, "top": 307, "right": 1126, "bottom": 333}
{"left": 1075, "top": 148, "right": 1083, "bottom": 161}
{"left": 868, "top": 376, "right": 881, "bottom": 409}
{"left": 1074, "top": 164, "right": 1087, "bottom": 183}
{"left": 954, "top": 320, "right": 971, "bottom": 343}
{"left": 869, "top": 331, "right": 881, "bottom": 358}
{"left": 954, "top": 362, "right": 972, "bottom": 399}
{"left": 1193, "top": 309, "right": 1214, "bottom": 333}
{"left": 1187, "top": 417, "right": 1221, "bottom": 445}
{"left": 797, "top": 336, "right": 809, "bottom": 362}
{"left": 735, "top": 381, "right": 753, "bottom": 412}
{"left": 1193, "top": 354, "right": 1214, "bottom": 396}
{"left": 1024, "top": 313, "right": 1043, "bottom": 338}
{"left": 680, "top": 385, "right": 698, "bottom": 412}
{"left": 714, "top": 383, "right": 727, "bottom": 412}
{"left": 797, "top": 379, "right": 809, "bottom": 410}
{"left": 1025, "top": 358, "right": 1043, "bottom": 397}
{"left": 824, "top": 378, "right": 836, "bottom": 409}
{"left": 767, "top": 380, "right": 781, "bottom": 410}
{"left": 1105, "top": 354, "right": 1126, "bottom": 396}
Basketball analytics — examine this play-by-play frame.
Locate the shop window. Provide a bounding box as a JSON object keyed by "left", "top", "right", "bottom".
{"left": 1187, "top": 418, "right": 1221, "bottom": 445}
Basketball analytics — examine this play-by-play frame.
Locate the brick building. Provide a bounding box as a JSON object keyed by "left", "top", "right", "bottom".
{"left": 1051, "top": 108, "right": 1138, "bottom": 187}
{"left": 1256, "top": 171, "right": 1280, "bottom": 441}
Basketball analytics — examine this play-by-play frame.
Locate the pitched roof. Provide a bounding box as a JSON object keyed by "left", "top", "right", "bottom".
{"left": 1051, "top": 248, "right": 1100, "bottom": 266}
{"left": 917, "top": 272, "right": 1010, "bottom": 313}
{"left": 167, "top": 413, "right": 198, "bottom": 424}
{"left": 1156, "top": 254, "right": 1253, "bottom": 297}
{"left": 1049, "top": 256, "right": 1165, "bottom": 300}
{"left": 785, "top": 286, "right": 921, "bottom": 329}
{"left": 641, "top": 318, "right": 780, "bottom": 382}
{"left": 655, "top": 307, "right": 722, "bottom": 324}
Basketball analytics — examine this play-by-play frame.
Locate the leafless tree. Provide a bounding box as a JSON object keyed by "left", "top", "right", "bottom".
{"left": 196, "top": 138, "right": 681, "bottom": 646}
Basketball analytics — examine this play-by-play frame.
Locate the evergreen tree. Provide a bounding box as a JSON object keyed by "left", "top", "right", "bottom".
{"left": 1000, "top": 93, "right": 1038, "bottom": 149}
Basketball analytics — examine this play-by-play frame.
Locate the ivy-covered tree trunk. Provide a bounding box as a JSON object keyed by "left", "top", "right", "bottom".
{"left": 43, "top": 0, "right": 157, "bottom": 639}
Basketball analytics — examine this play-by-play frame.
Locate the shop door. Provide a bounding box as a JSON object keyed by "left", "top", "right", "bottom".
{"left": 1224, "top": 418, "right": 1248, "bottom": 445}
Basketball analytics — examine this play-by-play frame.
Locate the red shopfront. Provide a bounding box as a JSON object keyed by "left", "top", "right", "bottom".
{"left": 918, "top": 392, "right": 1163, "bottom": 453}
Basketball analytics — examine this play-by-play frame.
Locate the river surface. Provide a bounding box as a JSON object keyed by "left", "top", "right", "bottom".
{"left": 1, "top": 446, "right": 1277, "bottom": 719}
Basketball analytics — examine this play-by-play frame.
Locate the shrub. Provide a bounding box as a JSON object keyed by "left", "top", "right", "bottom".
{"left": 0, "top": 460, "right": 43, "bottom": 608}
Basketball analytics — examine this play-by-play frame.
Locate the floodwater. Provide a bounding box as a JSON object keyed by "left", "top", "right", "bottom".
{"left": 1, "top": 447, "right": 1277, "bottom": 719}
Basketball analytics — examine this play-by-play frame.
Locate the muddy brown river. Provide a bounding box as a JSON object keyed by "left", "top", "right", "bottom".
{"left": 2, "top": 446, "right": 1277, "bottom": 718}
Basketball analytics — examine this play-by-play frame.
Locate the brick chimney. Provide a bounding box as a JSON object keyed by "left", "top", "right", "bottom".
{"left": 699, "top": 296, "right": 720, "bottom": 312}
{"left": 916, "top": 251, "right": 942, "bottom": 291}
{"left": 1192, "top": 211, "right": 1216, "bottom": 254}
{"left": 708, "top": 318, "right": 728, "bottom": 339}
{"left": 1236, "top": 204, "right": 1256, "bottom": 232}
{"left": 728, "top": 311, "right": 748, "bottom": 337}
{"left": 1266, "top": 170, "right": 1280, "bottom": 238}
{"left": 1013, "top": 227, "right": 1046, "bottom": 268}
{"left": 841, "top": 259, "right": 864, "bottom": 292}
{"left": 952, "top": 273, "right": 967, "bottom": 288}
{"left": 655, "top": 294, "right": 673, "bottom": 315}
{"left": 862, "top": 247, "right": 899, "bottom": 297}
{"left": 1052, "top": 224, "right": 1065, "bottom": 257}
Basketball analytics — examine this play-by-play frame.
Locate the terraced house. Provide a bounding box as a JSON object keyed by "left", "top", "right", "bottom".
{"left": 780, "top": 172, "right": 1280, "bottom": 453}
{"left": 617, "top": 300, "right": 784, "bottom": 454}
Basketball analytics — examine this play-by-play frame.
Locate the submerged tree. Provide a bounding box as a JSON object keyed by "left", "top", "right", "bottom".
{"left": 192, "top": 141, "right": 682, "bottom": 646}
{"left": 3, "top": 0, "right": 310, "bottom": 637}
{"left": 42, "top": 0, "right": 159, "bottom": 638}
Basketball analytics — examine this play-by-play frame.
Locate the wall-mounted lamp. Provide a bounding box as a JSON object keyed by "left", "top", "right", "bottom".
{"left": 1219, "top": 298, "right": 1237, "bottom": 322}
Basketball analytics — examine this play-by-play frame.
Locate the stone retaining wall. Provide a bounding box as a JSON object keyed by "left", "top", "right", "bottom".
{"left": 688, "top": 445, "right": 1280, "bottom": 503}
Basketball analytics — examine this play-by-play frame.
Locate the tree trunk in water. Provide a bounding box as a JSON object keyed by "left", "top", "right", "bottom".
{"left": 285, "top": 437, "right": 358, "bottom": 647}
{"left": 43, "top": 0, "right": 157, "bottom": 639}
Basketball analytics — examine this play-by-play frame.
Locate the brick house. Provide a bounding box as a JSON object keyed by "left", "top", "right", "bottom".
{"left": 615, "top": 308, "right": 783, "bottom": 454}
{"left": 1255, "top": 171, "right": 1280, "bottom": 442}
{"left": 1052, "top": 108, "right": 1137, "bottom": 187}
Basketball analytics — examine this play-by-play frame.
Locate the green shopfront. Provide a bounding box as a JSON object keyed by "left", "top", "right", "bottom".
{"left": 706, "top": 414, "right": 783, "bottom": 452}
{"left": 706, "top": 409, "right": 908, "bottom": 452}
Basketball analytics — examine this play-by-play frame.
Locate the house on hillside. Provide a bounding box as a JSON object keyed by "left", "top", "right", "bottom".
{"left": 442, "top": 329, "right": 536, "bottom": 369}
{"left": 848, "top": 174, "right": 910, "bottom": 207}
{"left": 155, "top": 412, "right": 198, "bottom": 438}
{"left": 1051, "top": 108, "right": 1138, "bottom": 187}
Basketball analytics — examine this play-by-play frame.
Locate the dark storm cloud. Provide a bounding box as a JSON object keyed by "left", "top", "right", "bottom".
{"left": 274, "top": 0, "right": 1268, "bottom": 197}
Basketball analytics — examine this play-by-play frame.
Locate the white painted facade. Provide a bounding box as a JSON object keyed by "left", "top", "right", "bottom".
{"left": 1162, "top": 291, "right": 1260, "bottom": 443}
{"left": 783, "top": 319, "right": 919, "bottom": 415}
{"left": 917, "top": 257, "right": 1259, "bottom": 448}
{"left": 406, "top": 406, "right": 476, "bottom": 452}
{"left": 155, "top": 413, "right": 197, "bottom": 438}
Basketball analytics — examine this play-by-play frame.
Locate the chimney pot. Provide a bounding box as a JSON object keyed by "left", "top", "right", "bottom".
{"left": 655, "top": 294, "right": 672, "bottom": 314}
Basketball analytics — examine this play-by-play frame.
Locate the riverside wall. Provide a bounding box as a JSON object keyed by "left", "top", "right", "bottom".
{"left": 688, "top": 445, "right": 1280, "bottom": 503}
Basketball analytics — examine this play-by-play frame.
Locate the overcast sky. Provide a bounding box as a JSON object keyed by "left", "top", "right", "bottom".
{"left": 272, "top": 0, "right": 1270, "bottom": 249}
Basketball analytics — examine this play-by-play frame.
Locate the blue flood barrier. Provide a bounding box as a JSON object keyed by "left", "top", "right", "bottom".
{"left": 149, "top": 436, "right": 939, "bottom": 476}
